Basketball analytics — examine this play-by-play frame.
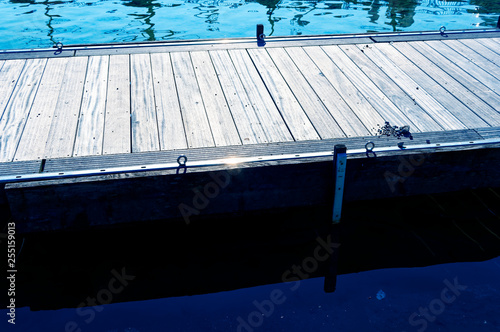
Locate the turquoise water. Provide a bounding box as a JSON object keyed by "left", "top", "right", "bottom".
{"left": 0, "top": 0, "right": 499, "bottom": 50}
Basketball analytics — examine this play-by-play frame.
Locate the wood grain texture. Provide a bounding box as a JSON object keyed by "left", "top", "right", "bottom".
{"left": 409, "top": 41, "right": 500, "bottom": 114}
{"left": 103, "top": 54, "right": 131, "bottom": 155}
{"left": 247, "top": 48, "right": 320, "bottom": 141}
{"left": 14, "top": 57, "right": 69, "bottom": 161}
{"left": 326, "top": 45, "right": 441, "bottom": 133}
{"left": 459, "top": 39, "right": 500, "bottom": 65}
{"left": 150, "top": 53, "right": 187, "bottom": 150}
{"left": 228, "top": 49, "right": 294, "bottom": 143}
{"left": 44, "top": 56, "right": 88, "bottom": 159}
{"left": 73, "top": 56, "right": 109, "bottom": 157}
{"left": 0, "top": 60, "right": 25, "bottom": 121}
{"left": 338, "top": 44, "right": 443, "bottom": 133}
{"left": 0, "top": 58, "right": 46, "bottom": 162}
{"left": 424, "top": 40, "right": 500, "bottom": 93}
{"left": 446, "top": 39, "right": 500, "bottom": 74}
{"left": 209, "top": 50, "right": 268, "bottom": 144}
{"left": 476, "top": 38, "right": 500, "bottom": 55}
{"left": 284, "top": 46, "right": 367, "bottom": 138}
{"left": 171, "top": 51, "right": 215, "bottom": 148}
{"left": 392, "top": 42, "right": 498, "bottom": 127}
{"left": 303, "top": 46, "right": 387, "bottom": 133}
{"left": 190, "top": 51, "right": 242, "bottom": 147}
{"left": 358, "top": 43, "right": 467, "bottom": 131}
{"left": 130, "top": 53, "right": 160, "bottom": 152}
{"left": 265, "top": 47, "right": 347, "bottom": 139}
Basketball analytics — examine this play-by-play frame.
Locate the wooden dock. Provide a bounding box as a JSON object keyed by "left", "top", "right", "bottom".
{"left": 1, "top": 29, "right": 500, "bottom": 232}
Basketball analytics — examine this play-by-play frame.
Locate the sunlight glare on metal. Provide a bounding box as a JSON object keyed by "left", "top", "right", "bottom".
{"left": 224, "top": 158, "right": 241, "bottom": 165}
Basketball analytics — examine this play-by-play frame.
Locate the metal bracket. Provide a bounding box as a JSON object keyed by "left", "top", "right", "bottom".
{"left": 332, "top": 144, "right": 347, "bottom": 224}
{"left": 256, "top": 24, "right": 266, "bottom": 46}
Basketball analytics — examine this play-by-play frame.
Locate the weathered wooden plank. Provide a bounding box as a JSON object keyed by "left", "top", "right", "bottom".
{"left": 0, "top": 58, "right": 46, "bottom": 162}
{"left": 73, "top": 56, "right": 109, "bottom": 157}
{"left": 209, "top": 50, "right": 267, "bottom": 144}
{"left": 44, "top": 56, "right": 88, "bottom": 159}
{"left": 326, "top": 45, "right": 441, "bottom": 133}
{"left": 370, "top": 31, "right": 500, "bottom": 43}
{"left": 171, "top": 51, "right": 215, "bottom": 149}
{"left": 190, "top": 51, "right": 242, "bottom": 147}
{"left": 424, "top": 40, "right": 500, "bottom": 92}
{"left": 458, "top": 39, "right": 500, "bottom": 65}
{"left": 448, "top": 39, "right": 500, "bottom": 74}
{"left": 284, "top": 47, "right": 369, "bottom": 138}
{"left": 476, "top": 38, "right": 500, "bottom": 55}
{"left": 338, "top": 44, "right": 445, "bottom": 133}
{"left": 248, "top": 48, "right": 321, "bottom": 141}
{"left": 150, "top": 53, "right": 187, "bottom": 150}
{"left": 228, "top": 49, "right": 294, "bottom": 143}
{"left": 358, "top": 44, "right": 467, "bottom": 131}
{"left": 389, "top": 43, "right": 500, "bottom": 128}
{"left": 409, "top": 41, "right": 500, "bottom": 112}
{"left": 14, "top": 58, "right": 69, "bottom": 161}
{"left": 302, "top": 46, "right": 388, "bottom": 133}
{"left": 130, "top": 53, "right": 160, "bottom": 153}
{"left": 264, "top": 47, "right": 348, "bottom": 139}
{"left": 475, "top": 126, "right": 500, "bottom": 140}
{"left": 103, "top": 54, "right": 131, "bottom": 155}
{"left": 0, "top": 60, "right": 26, "bottom": 121}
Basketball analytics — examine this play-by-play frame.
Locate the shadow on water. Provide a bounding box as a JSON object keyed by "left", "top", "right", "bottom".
{"left": 386, "top": 0, "right": 418, "bottom": 31}
{"left": 254, "top": 0, "right": 281, "bottom": 36}
{"left": 122, "top": 0, "right": 160, "bottom": 41}
{"left": 5, "top": 186, "right": 500, "bottom": 310}
{"left": 9, "top": 0, "right": 60, "bottom": 46}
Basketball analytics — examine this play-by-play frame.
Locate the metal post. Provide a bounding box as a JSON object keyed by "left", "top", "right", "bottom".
{"left": 332, "top": 144, "right": 347, "bottom": 223}
{"left": 324, "top": 144, "right": 346, "bottom": 293}
{"left": 256, "top": 24, "right": 266, "bottom": 46}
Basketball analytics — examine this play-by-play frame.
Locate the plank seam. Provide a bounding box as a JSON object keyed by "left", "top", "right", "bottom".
{"left": 204, "top": 51, "right": 243, "bottom": 145}
{"left": 11, "top": 59, "right": 49, "bottom": 162}
{"left": 263, "top": 48, "right": 324, "bottom": 139}
{"left": 69, "top": 56, "right": 91, "bottom": 158}
{"left": 0, "top": 60, "right": 27, "bottom": 122}
{"left": 408, "top": 41, "right": 500, "bottom": 121}
{"left": 148, "top": 53, "right": 163, "bottom": 150}
{"left": 189, "top": 52, "right": 217, "bottom": 147}
{"left": 100, "top": 55, "right": 111, "bottom": 156}
{"left": 243, "top": 48, "right": 296, "bottom": 141}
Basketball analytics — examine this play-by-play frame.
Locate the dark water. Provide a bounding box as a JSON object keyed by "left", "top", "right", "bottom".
{"left": 2, "top": 256, "right": 500, "bottom": 331}
{"left": 0, "top": 0, "right": 499, "bottom": 49}
{"left": 1, "top": 187, "right": 500, "bottom": 331}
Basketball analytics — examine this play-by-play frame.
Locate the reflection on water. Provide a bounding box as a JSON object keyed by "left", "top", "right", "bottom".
{"left": 0, "top": 0, "right": 498, "bottom": 49}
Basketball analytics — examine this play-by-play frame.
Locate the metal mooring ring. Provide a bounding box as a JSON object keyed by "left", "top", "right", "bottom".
{"left": 56, "top": 42, "right": 63, "bottom": 50}
{"left": 439, "top": 26, "right": 446, "bottom": 34}
{"left": 365, "top": 141, "right": 375, "bottom": 152}
{"left": 177, "top": 155, "right": 187, "bottom": 167}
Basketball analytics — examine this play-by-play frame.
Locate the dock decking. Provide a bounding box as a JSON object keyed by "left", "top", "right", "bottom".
{"left": 1, "top": 31, "right": 500, "bottom": 166}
